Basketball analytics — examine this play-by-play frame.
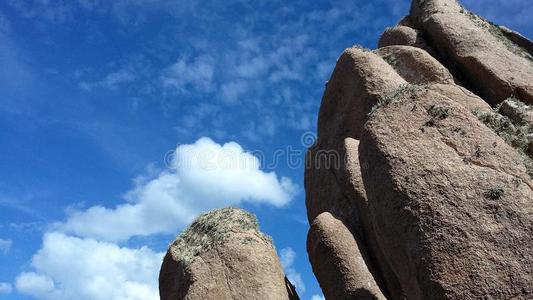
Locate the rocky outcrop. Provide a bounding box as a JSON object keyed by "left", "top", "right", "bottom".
{"left": 306, "top": 0, "right": 533, "bottom": 299}
{"left": 409, "top": 0, "right": 533, "bottom": 105}
{"left": 159, "top": 208, "right": 298, "bottom": 300}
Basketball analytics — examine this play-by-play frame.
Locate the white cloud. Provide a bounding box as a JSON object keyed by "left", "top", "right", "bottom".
{"left": 56, "top": 137, "right": 298, "bottom": 241}
{"left": 280, "top": 247, "right": 305, "bottom": 294}
{"left": 16, "top": 232, "right": 162, "bottom": 300}
{"left": 280, "top": 247, "right": 296, "bottom": 268}
{"left": 0, "top": 238, "right": 12, "bottom": 254}
{"left": 6, "top": 0, "right": 75, "bottom": 23}
{"left": 162, "top": 55, "right": 215, "bottom": 93}
{"left": 16, "top": 272, "right": 54, "bottom": 297}
{"left": 220, "top": 80, "right": 248, "bottom": 104}
{"left": 0, "top": 282, "right": 12, "bottom": 294}
{"left": 311, "top": 295, "right": 325, "bottom": 300}
{"left": 235, "top": 56, "right": 269, "bottom": 78}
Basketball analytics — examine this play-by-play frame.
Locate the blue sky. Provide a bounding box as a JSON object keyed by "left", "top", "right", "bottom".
{"left": 0, "top": 0, "right": 531, "bottom": 299}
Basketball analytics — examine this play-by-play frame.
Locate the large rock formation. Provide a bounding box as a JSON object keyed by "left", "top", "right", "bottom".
{"left": 306, "top": 0, "right": 533, "bottom": 299}
{"left": 159, "top": 208, "right": 299, "bottom": 300}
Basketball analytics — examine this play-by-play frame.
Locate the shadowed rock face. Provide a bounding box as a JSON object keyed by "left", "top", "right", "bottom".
{"left": 159, "top": 208, "right": 298, "bottom": 300}
{"left": 306, "top": 0, "right": 533, "bottom": 299}
{"left": 308, "top": 212, "right": 386, "bottom": 300}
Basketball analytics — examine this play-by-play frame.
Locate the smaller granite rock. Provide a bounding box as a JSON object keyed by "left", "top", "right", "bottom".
{"left": 159, "top": 208, "right": 297, "bottom": 300}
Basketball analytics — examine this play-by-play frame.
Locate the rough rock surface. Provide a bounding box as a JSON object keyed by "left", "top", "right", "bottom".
{"left": 375, "top": 46, "right": 454, "bottom": 84}
{"left": 498, "top": 25, "right": 533, "bottom": 55}
{"left": 529, "top": 134, "right": 533, "bottom": 156}
{"left": 306, "top": 0, "right": 533, "bottom": 299}
{"left": 308, "top": 212, "right": 386, "bottom": 300}
{"left": 498, "top": 98, "right": 533, "bottom": 126}
{"left": 159, "top": 208, "right": 298, "bottom": 300}
{"left": 378, "top": 26, "right": 428, "bottom": 50}
{"left": 361, "top": 87, "right": 533, "bottom": 299}
{"left": 317, "top": 47, "right": 405, "bottom": 143}
{"left": 410, "top": 0, "right": 533, "bottom": 105}
{"left": 425, "top": 83, "right": 492, "bottom": 113}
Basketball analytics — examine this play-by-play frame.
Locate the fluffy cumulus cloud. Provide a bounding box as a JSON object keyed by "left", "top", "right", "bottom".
{"left": 15, "top": 273, "right": 54, "bottom": 297}
{"left": 311, "top": 295, "right": 325, "bottom": 300}
{"left": 15, "top": 232, "right": 162, "bottom": 300}
{"left": 56, "top": 137, "right": 297, "bottom": 241}
{"left": 0, "top": 282, "right": 12, "bottom": 294}
{"left": 280, "top": 247, "right": 305, "bottom": 294}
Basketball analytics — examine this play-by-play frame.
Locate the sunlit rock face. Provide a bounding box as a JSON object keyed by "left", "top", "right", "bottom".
{"left": 305, "top": 0, "right": 533, "bottom": 299}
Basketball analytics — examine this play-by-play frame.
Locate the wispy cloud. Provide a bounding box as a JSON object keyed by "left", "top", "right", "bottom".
{"left": 161, "top": 55, "right": 215, "bottom": 94}
{"left": 0, "top": 12, "right": 11, "bottom": 33}
{"left": 220, "top": 80, "right": 248, "bottom": 104}
{"left": 80, "top": 69, "right": 135, "bottom": 91}
{"left": 0, "top": 238, "right": 12, "bottom": 254}
{"left": 0, "top": 194, "right": 43, "bottom": 219}
{"left": 280, "top": 247, "right": 306, "bottom": 294}
{"left": 6, "top": 0, "right": 76, "bottom": 23}
{"left": 35, "top": 0, "right": 412, "bottom": 141}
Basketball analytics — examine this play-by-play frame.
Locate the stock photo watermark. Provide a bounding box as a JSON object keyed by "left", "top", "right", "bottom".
{"left": 162, "top": 132, "right": 359, "bottom": 172}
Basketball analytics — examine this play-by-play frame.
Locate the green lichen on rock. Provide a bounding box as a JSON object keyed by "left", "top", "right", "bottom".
{"left": 425, "top": 105, "right": 451, "bottom": 127}
{"left": 472, "top": 108, "right": 531, "bottom": 151}
{"left": 380, "top": 51, "right": 399, "bottom": 67}
{"left": 351, "top": 44, "right": 372, "bottom": 52}
{"left": 502, "top": 97, "right": 531, "bottom": 114}
{"left": 497, "top": 97, "right": 533, "bottom": 126}
{"left": 523, "top": 156, "right": 533, "bottom": 179}
{"left": 169, "top": 207, "right": 273, "bottom": 265}
{"left": 370, "top": 84, "right": 425, "bottom": 115}
{"left": 485, "top": 187, "right": 504, "bottom": 200}
{"left": 472, "top": 107, "right": 533, "bottom": 178}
